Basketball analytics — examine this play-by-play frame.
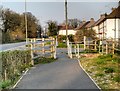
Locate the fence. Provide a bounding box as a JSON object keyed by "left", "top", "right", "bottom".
{"left": 67, "top": 36, "right": 120, "bottom": 59}
{"left": 68, "top": 36, "right": 98, "bottom": 59}
{"left": 101, "top": 38, "right": 120, "bottom": 54}
{"left": 27, "top": 37, "right": 57, "bottom": 65}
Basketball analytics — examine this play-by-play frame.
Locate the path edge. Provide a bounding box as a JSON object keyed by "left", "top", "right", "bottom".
{"left": 12, "top": 68, "right": 29, "bottom": 89}
{"left": 77, "top": 59, "right": 102, "bottom": 90}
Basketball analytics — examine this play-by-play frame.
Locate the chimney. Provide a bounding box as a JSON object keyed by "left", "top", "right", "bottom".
{"left": 100, "top": 14, "right": 106, "bottom": 18}
{"left": 111, "top": 7, "right": 116, "bottom": 11}
{"left": 90, "top": 18, "right": 94, "bottom": 22}
{"left": 82, "top": 18, "right": 86, "bottom": 23}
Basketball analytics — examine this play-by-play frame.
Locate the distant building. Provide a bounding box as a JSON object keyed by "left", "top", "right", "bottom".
{"left": 75, "top": 20, "right": 90, "bottom": 30}
{"left": 58, "top": 25, "right": 76, "bottom": 35}
{"left": 94, "top": 4, "right": 120, "bottom": 40}
{"left": 75, "top": 18, "right": 95, "bottom": 30}
{"left": 93, "top": 14, "right": 106, "bottom": 39}
{"left": 85, "top": 18, "right": 95, "bottom": 30}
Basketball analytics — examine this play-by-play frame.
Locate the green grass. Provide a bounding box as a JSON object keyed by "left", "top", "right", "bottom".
{"left": 45, "top": 41, "right": 51, "bottom": 45}
{"left": 57, "top": 43, "right": 67, "bottom": 48}
{"left": 80, "top": 54, "right": 120, "bottom": 90}
{"left": 113, "top": 76, "right": 120, "bottom": 82}
{"left": 0, "top": 80, "right": 11, "bottom": 89}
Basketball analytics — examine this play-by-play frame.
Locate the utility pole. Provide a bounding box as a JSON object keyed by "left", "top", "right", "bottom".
{"left": 25, "top": 0, "right": 28, "bottom": 44}
{"left": 65, "top": 0, "right": 69, "bottom": 45}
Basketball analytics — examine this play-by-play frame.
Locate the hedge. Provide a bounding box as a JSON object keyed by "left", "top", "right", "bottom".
{"left": 0, "top": 50, "right": 32, "bottom": 89}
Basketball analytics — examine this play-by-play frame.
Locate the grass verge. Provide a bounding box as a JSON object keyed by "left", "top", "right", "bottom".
{"left": 57, "top": 43, "right": 67, "bottom": 48}
{"left": 80, "top": 54, "right": 120, "bottom": 90}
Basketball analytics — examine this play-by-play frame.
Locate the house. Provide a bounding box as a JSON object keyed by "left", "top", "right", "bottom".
{"left": 93, "top": 14, "right": 107, "bottom": 39}
{"left": 85, "top": 18, "right": 95, "bottom": 30}
{"left": 75, "top": 20, "right": 90, "bottom": 30}
{"left": 106, "top": 5, "right": 120, "bottom": 40}
{"left": 75, "top": 18, "right": 95, "bottom": 31}
{"left": 94, "top": 2, "right": 120, "bottom": 40}
{"left": 58, "top": 25, "right": 76, "bottom": 35}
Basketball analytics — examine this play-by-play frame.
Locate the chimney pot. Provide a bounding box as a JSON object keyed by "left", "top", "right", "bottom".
{"left": 82, "top": 18, "right": 86, "bottom": 23}
{"left": 111, "top": 7, "right": 116, "bottom": 11}
{"left": 90, "top": 18, "right": 94, "bottom": 21}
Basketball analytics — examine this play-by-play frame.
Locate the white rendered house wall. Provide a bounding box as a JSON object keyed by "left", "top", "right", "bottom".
{"left": 106, "top": 19, "right": 120, "bottom": 39}
{"left": 59, "top": 29, "right": 76, "bottom": 35}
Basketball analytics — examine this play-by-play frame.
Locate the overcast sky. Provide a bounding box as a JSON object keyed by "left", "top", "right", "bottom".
{"left": 1, "top": 0, "right": 119, "bottom": 27}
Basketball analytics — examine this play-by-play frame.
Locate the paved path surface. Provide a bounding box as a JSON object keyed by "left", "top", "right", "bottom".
{"left": 15, "top": 48, "right": 100, "bottom": 89}
{"left": 0, "top": 42, "right": 26, "bottom": 51}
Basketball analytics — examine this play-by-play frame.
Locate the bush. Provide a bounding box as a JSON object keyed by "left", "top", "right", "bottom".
{"left": 58, "top": 35, "right": 66, "bottom": 42}
{"left": 68, "top": 34, "right": 74, "bottom": 42}
{"left": 2, "top": 32, "right": 12, "bottom": 44}
{"left": 1, "top": 50, "right": 32, "bottom": 89}
{"left": 58, "top": 35, "right": 74, "bottom": 42}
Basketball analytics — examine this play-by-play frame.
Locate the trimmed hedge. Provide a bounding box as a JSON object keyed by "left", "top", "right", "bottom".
{"left": 0, "top": 50, "right": 32, "bottom": 89}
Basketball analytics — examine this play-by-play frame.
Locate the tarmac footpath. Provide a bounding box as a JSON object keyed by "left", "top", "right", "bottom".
{"left": 15, "top": 48, "right": 100, "bottom": 90}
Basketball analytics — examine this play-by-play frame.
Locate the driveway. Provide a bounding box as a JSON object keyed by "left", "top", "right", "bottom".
{"left": 15, "top": 48, "right": 100, "bottom": 89}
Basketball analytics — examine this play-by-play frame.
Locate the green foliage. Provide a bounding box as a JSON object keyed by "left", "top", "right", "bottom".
{"left": 68, "top": 34, "right": 74, "bottom": 42}
{"left": 74, "top": 29, "right": 96, "bottom": 42}
{"left": 1, "top": 8, "right": 41, "bottom": 43}
{"left": 80, "top": 54, "right": 120, "bottom": 89}
{"left": 98, "top": 54, "right": 113, "bottom": 59}
{"left": 95, "top": 73, "right": 104, "bottom": 77}
{"left": 2, "top": 9, "right": 21, "bottom": 33}
{"left": 58, "top": 35, "right": 74, "bottom": 42}
{"left": 1, "top": 50, "right": 32, "bottom": 89}
{"left": 47, "top": 21, "right": 59, "bottom": 36}
{"left": 84, "top": 50, "right": 98, "bottom": 53}
{"left": 21, "top": 12, "right": 39, "bottom": 38}
{"left": 113, "top": 76, "right": 120, "bottom": 82}
{"left": 103, "top": 67, "right": 115, "bottom": 73}
{"left": 57, "top": 43, "right": 67, "bottom": 48}
{"left": 45, "top": 41, "right": 51, "bottom": 45}
{"left": 58, "top": 35, "right": 66, "bottom": 42}
{"left": 0, "top": 80, "right": 11, "bottom": 89}
{"left": 96, "top": 59, "right": 105, "bottom": 64}
{"left": 2, "top": 32, "right": 12, "bottom": 44}
{"left": 34, "top": 57, "right": 56, "bottom": 64}
{"left": 97, "top": 54, "right": 120, "bottom": 63}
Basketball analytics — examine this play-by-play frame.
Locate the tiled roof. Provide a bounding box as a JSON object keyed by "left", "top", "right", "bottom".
{"left": 94, "top": 15, "right": 106, "bottom": 26}
{"left": 58, "top": 25, "right": 74, "bottom": 30}
{"left": 107, "top": 6, "right": 120, "bottom": 18}
{"left": 75, "top": 21, "right": 90, "bottom": 30}
{"left": 85, "top": 20, "right": 95, "bottom": 28}
{"left": 94, "top": 6, "right": 120, "bottom": 26}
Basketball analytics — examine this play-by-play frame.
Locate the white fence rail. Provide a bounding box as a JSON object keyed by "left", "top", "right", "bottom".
{"left": 27, "top": 37, "right": 57, "bottom": 65}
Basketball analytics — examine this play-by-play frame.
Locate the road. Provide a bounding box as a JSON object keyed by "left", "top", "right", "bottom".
{"left": 0, "top": 40, "right": 49, "bottom": 51}
{"left": 0, "top": 42, "right": 27, "bottom": 51}
{"left": 15, "top": 49, "right": 100, "bottom": 89}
